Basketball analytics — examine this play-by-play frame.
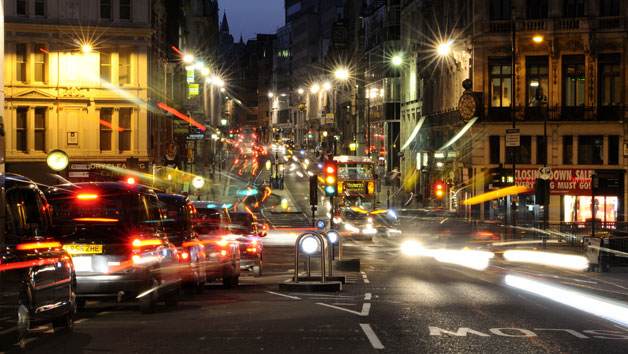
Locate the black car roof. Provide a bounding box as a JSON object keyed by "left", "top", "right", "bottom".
{"left": 47, "top": 182, "right": 156, "bottom": 195}
{"left": 157, "top": 193, "right": 188, "bottom": 204}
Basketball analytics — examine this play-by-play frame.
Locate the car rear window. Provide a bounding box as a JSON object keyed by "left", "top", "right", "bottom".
{"left": 48, "top": 190, "right": 132, "bottom": 224}
{"left": 194, "top": 207, "right": 222, "bottom": 234}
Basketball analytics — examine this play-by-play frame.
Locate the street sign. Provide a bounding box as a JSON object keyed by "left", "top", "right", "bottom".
{"left": 69, "top": 171, "right": 89, "bottom": 178}
{"left": 538, "top": 167, "right": 551, "bottom": 180}
{"left": 70, "top": 163, "right": 89, "bottom": 170}
{"left": 505, "top": 128, "right": 520, "bottom": 147}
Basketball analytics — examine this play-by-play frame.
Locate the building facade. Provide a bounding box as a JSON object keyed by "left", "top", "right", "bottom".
{"left": 4, "top": 0, "right": 152, "bottom": 184}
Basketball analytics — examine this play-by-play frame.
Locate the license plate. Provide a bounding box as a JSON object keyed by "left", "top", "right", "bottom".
{"left": 63, "top": 244, "right": 103, "bottom": 254}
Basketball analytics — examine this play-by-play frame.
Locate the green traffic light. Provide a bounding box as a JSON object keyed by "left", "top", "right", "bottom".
{"left": 325, "top": 186, "right": 335, "bottom": 195}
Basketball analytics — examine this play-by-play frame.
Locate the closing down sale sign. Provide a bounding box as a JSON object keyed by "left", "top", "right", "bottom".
{"left": 515, "top": 168, "right": 595, "bottom": 195}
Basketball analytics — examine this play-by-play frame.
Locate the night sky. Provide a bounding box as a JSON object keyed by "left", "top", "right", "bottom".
{"left": 219, "top": 0, "right": 285, "bottom": 42}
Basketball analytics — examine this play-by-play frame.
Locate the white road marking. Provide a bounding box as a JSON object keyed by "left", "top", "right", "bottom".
{"left": 283, "top": 278, "right": 292, "bottom": 283}
{"left": 362, "top": 274, "right": 370, "bottom": 284}
{"left": 316, "top": 302, "right": 370, "bottom": 316}
{"left": 266, "top": 291, "right": 301, "bottom": 300}
{"left": 360, "top": 323, "right": 384, "bottom": 349}
{"left": 364, "top": 293, "right": 372, "bottom": 301}
{"left": 360, "top": 271, "right": 366, "bottom": 275}
{"left": 331, "top": 303, "right": 356, "bottom": 306}
{"left": 74, "top": 318, "right": 89, "bottom": 324}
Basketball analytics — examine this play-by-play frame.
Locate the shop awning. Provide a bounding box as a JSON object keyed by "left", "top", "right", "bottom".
{"left": 438, "top": 117, "right": 478, "bottom": 151}
{"left": 400, "top": 116, "right": 426, "bottom": 151}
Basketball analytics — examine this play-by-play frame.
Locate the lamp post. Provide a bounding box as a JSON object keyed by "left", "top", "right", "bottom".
{"left": 334, "top": 68, "right": 350, "bottom": 155}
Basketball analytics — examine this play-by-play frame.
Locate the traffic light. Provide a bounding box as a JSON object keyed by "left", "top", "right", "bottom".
{"left": 324, "top": 161, "right": 338, "bottom": 196}
{"left": 435, "top": 181, "right": 444, "bottom": 198}
{"left": 307, "top": 130, "right": 313, "bottom": 139}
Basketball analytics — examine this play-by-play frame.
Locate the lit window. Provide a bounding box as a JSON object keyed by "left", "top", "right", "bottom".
{"left": 34, "top": 107, "right": 46, "bottom": 151}
{"left": 100, "top": 108, "right": 113, "bottom": 151}
{"left": 16, "top": 43, "right": 27, "bottom": 82}
{"left": 119, "top": 108, "right": 132, "bottom": 152}
{"left": 119, "top": 47, "right": 132, "bottom": 85}
{"left": 100, "top": 49, "right": 112, "bottom": 82}
{"left": 33, "top": 44, "right": 46, "bottom": 82}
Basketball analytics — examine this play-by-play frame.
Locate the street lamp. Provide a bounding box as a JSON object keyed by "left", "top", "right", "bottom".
{"left": 334, "top": 68, "right": 349, "bottom": 81}
{"left": 437, "top": 40, "right": 453, "bottom": 56}
{"left": 311, "top": 84, "right": 320, "bottom": 94}
{"left": 201, "top": 67, "right": 210, "bottom": 76}
{"left": 81, "top": 44, "right": 92, "bottom": 53}
{"left": 391, "top": 54, "right": 403, "bottom": 66}
{"left": 323, "top": 82, "right": 331, "bottom": 91}
{"left": 298, "top": 88, "right": 304, "bottom": 95}
{"left": 183, "top": 54, "right": 194, "bottom": 63}
{"left": 532, "top": 35, "right": 544, "bottom": 43}
{"left": 268, "top": 92, "right": 274, "bottom": 98}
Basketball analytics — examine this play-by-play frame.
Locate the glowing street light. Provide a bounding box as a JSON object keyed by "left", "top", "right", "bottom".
{"left": 391, "top": 54, "right": 403, "bottom": 66}
{"left": 298, "top": 88, "right": 304, "bottom": 95}
{"left": 194, "top": 61, "right": 204, "bottom": 70}
{"left": 183, "top": 54, "right": 194, "bottom": 63}
{"left": 437, "top": 40, "right": 453, "bottom": 56}
{"left": 533, "top": 35, "right": 544, "bottom": 43}
{"left": 311, "top": 84, "right": 320, "bottom": 94}
{"left": 334, "top": 68, "right": 349, "bottom": 80}
{"left": 201, "top": 67, "right": 210, "bottom": 76}
{"left": 323, "top": 82, "right": 331, "bottom": 91}
{"left": 205, "top": 77, "right": 213, "bottom": 84}
{"left": 81, "top": 44, "right": 92, "bottom": 53}
{"left": 268, "top": 92, "right": 274, "bottom": 98}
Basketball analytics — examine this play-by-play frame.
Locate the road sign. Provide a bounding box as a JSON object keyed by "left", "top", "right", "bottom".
{"left": 538, "top": 167, "right": 551, "bottom": 180}
{"left": 69, "top": 171, "right": 89, "bottom": 178}
{"left": 505, "top": 128, "right": 520, "bottom": 147}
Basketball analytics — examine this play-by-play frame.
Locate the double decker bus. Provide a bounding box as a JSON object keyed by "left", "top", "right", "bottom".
{"left": 333, "top": 156, "right": 376, "bottom": 209}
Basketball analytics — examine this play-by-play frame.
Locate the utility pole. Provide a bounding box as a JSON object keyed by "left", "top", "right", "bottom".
{"left": 0, "top": 0, "right": 6, "bottom": 244}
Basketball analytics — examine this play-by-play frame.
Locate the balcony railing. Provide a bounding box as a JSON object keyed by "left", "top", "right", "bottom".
{"left": 594, "top": 16, "right": 625, "bottom": 30}
{"left": 483, "top": 105, "right": 624, "bottom": 122}
{"left": 483, "top": 16, "right": 625, "bottom": 35}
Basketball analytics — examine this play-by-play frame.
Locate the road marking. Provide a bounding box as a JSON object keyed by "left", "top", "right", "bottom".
{"left": 362, "top": 274, "right": 370, "bottom": 284}
{"left": 0, "top": 327, "right": 16, "bottom": 335}
{"left": 266, "top": 291, "right": 301, "bottom": 300}
{"left": 331, "top": 303, "right": 356, "bottom": 306}
{"left": 283, "top": 278, "right": 292, "bottom": 283}
{"left": 97, "top": 311, "right": 112, "bottom": 316}
{"left": 360, "top": 323, "right": 384, "bottom": 349}
{"left": 364, "top": 293, "right": 372, "bottom": 301}
{"left": 316, "top": 302, "right": 370, "bottom": 316}
{"left": 74, "top": 318, "right": 89, "bottom": 324}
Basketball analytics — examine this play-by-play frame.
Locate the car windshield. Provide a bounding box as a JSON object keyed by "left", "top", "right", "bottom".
{"left": 194, "top": 207, "right": 222, "bottom": 234}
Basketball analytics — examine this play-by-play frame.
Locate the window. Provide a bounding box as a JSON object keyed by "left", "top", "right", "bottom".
{"left": 119, "top": 47, "right": 132, "bottom": 85}
{"left": 490, "top": 0, "right": 511, "bottom": 20}
{"left": 34, "top": 107, "right": 46, "bottom": 151}
{"left": 599, "top": 54, "right": 621, "bottom": 106}
{"left": 34, "top": 0, "right": 45, "bottom": 16}
{"left": 527, "top": 0, "right": 548, "bottom": 18}
{"left": 526, "top": 57, "right": 549, "bottom": 107}
{"left": 100, "top": 0, "right": 112, "bottom": 19}
{"left": 100, "top": 108, "right": 113, "bottom": 151}
{"left": 16, "top": 107, "right": 27, "bottom": 152}
{"left": 33, "top": 44, "right": 46, "bottom": 82}
{"left": 5, "top": 187, "right": 48, "bottom": 240}
{"left": 600, "top": 0, "right": 620, "bottom": 16}
{"left": 100, "top": 49, "right": 112, "bottom": 82}
{"left": 578, "top": 136, "right": 603, "bottom": 165}
{"left": 489, "top": 60, "right": 512, "bottom": 107}
{"left": 120, "top": 0, "right": 131, "bottom": 20}
{"left": 609, "top": 135, "right": 619, "bottom": 165}
{"left": 119, "top": 108, "right": 132, "bottom": 152}
{"left": 563, "top": 56, "right": 585, "bottom": 107}
{"left": 563, "top": 135, "right": 573, "bottom": 164}
{"left": 16, "top": 0, "right": 26, "bottom": 15}
{"left": 16, "top": 43, "right": 27, "bottom": 82}
{"left": 506, "top": 135, "right": 531, "bottom": 164}
{"left": 489, "top": 136, "right": 501, "bottom": 164}
{"left": 536, "top": 135, "right": 547, "bottom": 165}
{"left": 564, "top": 0, "right": 584, "bottom": 17}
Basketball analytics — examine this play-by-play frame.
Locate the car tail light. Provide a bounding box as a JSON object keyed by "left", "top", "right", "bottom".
{"left": 246, "top": 247, "right": 257, "bottom": 253}
{"left": 181, "top": 251, "right": 190, "bottom": 260}
{"left": 73, "top": 217, "right": 119, "bottom": 222}
{"left": 132, "top": 238, "right": 163, "bottom": 247}
{"left": 77, "top": 193, "right": 98, "bottom": 200}
{"left": 220, "top": 250, "right": 227, "bottom": 256}
{"left": 217, "top": 239, "right": 228, "bottom": 247}
{"left": 16, "top": 241, "right": 62, "bottom": 251}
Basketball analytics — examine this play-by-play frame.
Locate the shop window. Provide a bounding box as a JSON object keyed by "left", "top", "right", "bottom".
{"left": 33, "top": 44, "right": 46, "bottom": 82}
{"left": 578, "top": 135, "right": 603, "bottom": 165}
{"left": 100, "top": 0, "right": 112, "bottom": 19}
{"left": 100, "top": 49, "right": 112, "bottom": 83}
{"left": 34, "top": 0, "right": 45, "bottom": 16}
{"left": 34, "top": 107, "right": 46, "bottom": 152}
{"left": 563, "top": 55, "right": 585, "bottom": 107}
{"left": 564, "top": 0, "right": 584, "bottom": 17}
{"left": 536, "top": 135, "right": 547, "bottom": 165}
{"left": 489, "top": 136, "right": 500, "bottom": 164}
{"left": 600, "top": 0, "right": 620, "bottom": 16}
{"left": 100, "top": 108, "right": 113, "bottom": 151}
{"left": 608, "top": 135, "right": 619, "bottom": 165}
{"left": 119, "top": 108, "right": 132, "bottom": 152}
{"left": 527, "top": 0, "right": 548, "bottom": 18}
{"left": 506, "top": 135, "right": 531, "bottom": 164}
{"left": 16, "top": 107, "right": 27, "bottom": 152}
{"left": 526, "top": 57, "right": 549, "bottom": 107}
{"left": 120, "top": 0, "right": 131, "bottom": 20}
{"left": 490, "top": 0, "right": 511, "bottom": 20}
{"left": 16, "top": 43, "right": 27, "bottom": 82}
{"left": 489, "top": 59, "right": 512, "bottom": 107}
{"left": 563, "top": 135, "right": 573, "bottom": 164}
{"left": 565, "top": 196, "right": 617, "bottom": 224}
{"left": 119, "top": 47, "right": 132, "bottom": 85}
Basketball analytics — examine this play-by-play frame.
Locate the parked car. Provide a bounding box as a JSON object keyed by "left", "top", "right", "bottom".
{"left": 157, "top": 193, "right": 207, "bottom": 294}
{"left": 45, "top": 182, "right": 180, "bottom": 314}
{"left": 228, "top": 212, "right": 265, "bottom": 277}
{"left": 191, "top": 201, "right": 241, "bottom": 288}
{"left": 0, "top": 174, "right": 76, "bottom": 345}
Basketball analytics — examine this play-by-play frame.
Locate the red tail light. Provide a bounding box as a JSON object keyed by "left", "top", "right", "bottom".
{"left": 17, "top": 241, "right": 61, "bottom": 251}
{"left": 181, "top": 251, "right": 190, "bottom": 260}
{"left": 220, "top": 250, "right": 227, "bottom": 256}
{"left": 77, "top": 193, "right": 98, "bottom": 200}
{"left": 246, "top": 248, "right": 257, "bottom": 253}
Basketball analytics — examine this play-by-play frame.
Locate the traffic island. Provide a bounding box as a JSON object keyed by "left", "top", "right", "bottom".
{"left": 333, "top": 258, "right": 361, "bottom": 272}
{"left": 279, "top": 281, "right": 342, "bottom": 292}
{"left": 296, "top": 275, "right": 347, "bottom": 284}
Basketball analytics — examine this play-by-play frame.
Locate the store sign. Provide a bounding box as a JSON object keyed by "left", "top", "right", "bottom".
{"left": 189, "top": 84, "right": 199, "bottom": 96}
{"left": 187, "top": 69, "right": 194, "bottom": 83}
{"left": 515, "top": 168, "right": 595, "bottom": 195}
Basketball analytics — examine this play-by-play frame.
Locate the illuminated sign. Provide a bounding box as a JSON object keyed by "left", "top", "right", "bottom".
{"left": 189, "top": 84, "right": 199, "bottom": 96}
